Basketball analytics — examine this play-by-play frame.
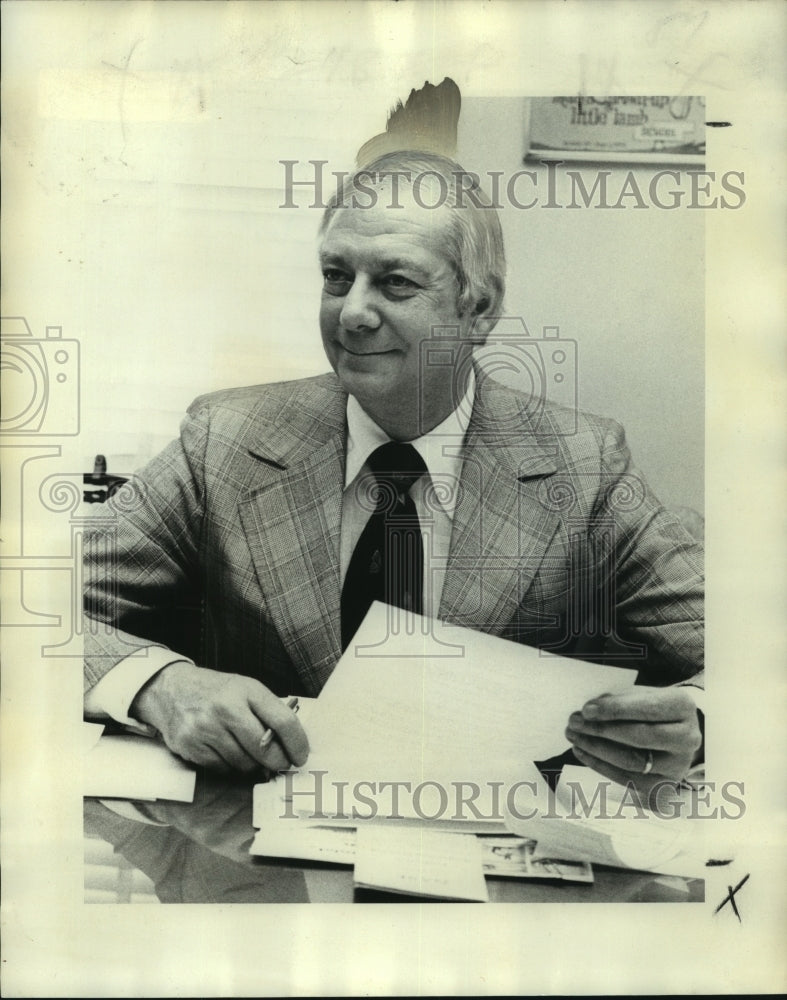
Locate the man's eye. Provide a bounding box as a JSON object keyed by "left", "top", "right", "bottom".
{"left": 323, "top": 270, "right": 352, "bottom": 292}
{"left": 383, "top": 275, "right": 418, "bottom": 292}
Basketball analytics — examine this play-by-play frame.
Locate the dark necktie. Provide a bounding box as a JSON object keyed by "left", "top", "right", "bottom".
{"left": 341, "top": 441, "right": 427, "bottom": 649}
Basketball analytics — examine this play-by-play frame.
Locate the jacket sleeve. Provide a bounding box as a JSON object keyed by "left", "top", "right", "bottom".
{"left": 589, "top": 419, "right": 704, "bottom": 686}
{"left": 83, "top": 401, "right": 210, "bottom": 692}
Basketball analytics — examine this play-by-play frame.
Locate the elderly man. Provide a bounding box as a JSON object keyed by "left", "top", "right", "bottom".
{"left": 84, "top": 151, "right": 703, "bottom": 799}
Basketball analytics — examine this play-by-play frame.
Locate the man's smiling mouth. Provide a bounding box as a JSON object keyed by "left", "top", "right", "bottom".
{"left": 339, "top": 344, "right": 396, "bottom": 356}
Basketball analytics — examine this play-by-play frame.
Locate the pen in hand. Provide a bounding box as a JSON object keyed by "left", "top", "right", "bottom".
{"left": 259, "top": 695, "right": 299, "bottom": 753}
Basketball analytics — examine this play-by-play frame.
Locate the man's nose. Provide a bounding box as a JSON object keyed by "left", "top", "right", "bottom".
{"left": 339, "top": 276, "right": 380, "bottom": 332}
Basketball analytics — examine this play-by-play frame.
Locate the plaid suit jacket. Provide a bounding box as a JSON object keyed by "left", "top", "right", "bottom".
{"left": 84, "top": 372, "right": 704, "bottom": 697}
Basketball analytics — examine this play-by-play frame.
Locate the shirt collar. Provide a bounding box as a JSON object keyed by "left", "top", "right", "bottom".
{"left": 344, "top": 368, "right": 476, "bottom": 519}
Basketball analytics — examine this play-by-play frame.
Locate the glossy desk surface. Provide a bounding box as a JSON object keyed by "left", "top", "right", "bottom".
{"left": 85, "top": 769, "right": 704, "bottom": 904}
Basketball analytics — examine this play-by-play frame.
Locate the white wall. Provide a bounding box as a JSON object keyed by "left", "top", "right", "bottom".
{"left": 458, "top": 98, "right": 704, "bottom": 512}
{"left": 6, "top": 63, "right": 377, "bottom": 473}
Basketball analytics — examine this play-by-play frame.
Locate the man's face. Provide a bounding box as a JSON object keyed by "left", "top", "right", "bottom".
{"left": 319, "top": 185, "right": 475, "bottom": 438}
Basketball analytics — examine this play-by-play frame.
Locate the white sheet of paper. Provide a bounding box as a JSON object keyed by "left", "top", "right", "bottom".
{"left": 284, "top": 603, "right": 636, "bottom": 801}
{"left": 354, "top": 825, "right": 489, "bottom": 902}
{"left": 84, "top": 733, "right": 196, "bottom": 803}
{"left": 312, "top": 604, "right": 636, "bottom": 772}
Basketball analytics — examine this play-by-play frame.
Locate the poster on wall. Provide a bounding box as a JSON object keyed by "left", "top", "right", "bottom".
{"left": 526, "top": 96, "right": 706, "bottom": 163}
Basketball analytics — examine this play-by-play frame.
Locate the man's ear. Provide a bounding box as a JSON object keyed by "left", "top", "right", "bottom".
{"left": 469, "top": 314, "right": 496, "bottom": 344}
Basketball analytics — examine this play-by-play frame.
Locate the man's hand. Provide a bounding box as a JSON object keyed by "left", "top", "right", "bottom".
{"left": 564, "top": 687, "right": 702, "bottom": 805}
{"left": 131, "top": 662, "right": 309, "bottom": 773}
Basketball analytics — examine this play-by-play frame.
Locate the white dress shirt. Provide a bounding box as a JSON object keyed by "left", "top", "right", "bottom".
{"left": 341, "top": 370, "right": 475, "bottom": 619}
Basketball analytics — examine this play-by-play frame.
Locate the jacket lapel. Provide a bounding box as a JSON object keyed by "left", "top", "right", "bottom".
{"left": 237, "top": 377, "right": 346, "bottom": 693}
{"left": 236, "top": 373, "right": 562, "bottom": 688}
{"left": 440, "top": 378, "right": 560, "bottom": 635}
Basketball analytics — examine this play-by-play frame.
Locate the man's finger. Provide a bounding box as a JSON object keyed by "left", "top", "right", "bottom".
{"left": 570, "top": 745, "right": 646, "bottom": 790}
{"left": 246, "top": 689, "right": 310, "bottom": 766}
{"left": 209, "top": 732, "right": 265, "bottom": 773}
{"left": 173, "top": 742, "right": 233, "bottom": 773}
{"left": 226, "top": 705, "right": 286, "bottom": 767}
{"left": 566, "top": 714, "right": 700, "bottom": 753}
{"left": 570, "top": 747, "right": 685, "bottom": 812}
{"left": 570, "top": 746, "right": 658, "bottom": 807}
{"left": 177, "top": 729, "right": 260, "bottom": 773}
{"left": 580, "top": 687, "right": 696, "bottom": 723}
{"left": 567, "top": 730, "right": 659, "bottom": 776}
{"left": 259, "top": 741, "right": 294, "bottom": 773}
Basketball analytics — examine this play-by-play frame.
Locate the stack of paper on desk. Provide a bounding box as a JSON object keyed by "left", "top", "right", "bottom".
{"left": 250, "top": 822, "right": 592, "bottom": 885}
{"left": 84, "top": 724, "right": 196, "bottom": 803}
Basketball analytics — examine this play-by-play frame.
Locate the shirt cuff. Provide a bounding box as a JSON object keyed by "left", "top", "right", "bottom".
{"left": 84, "top": 649, "right": 195, "bottom": 734}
